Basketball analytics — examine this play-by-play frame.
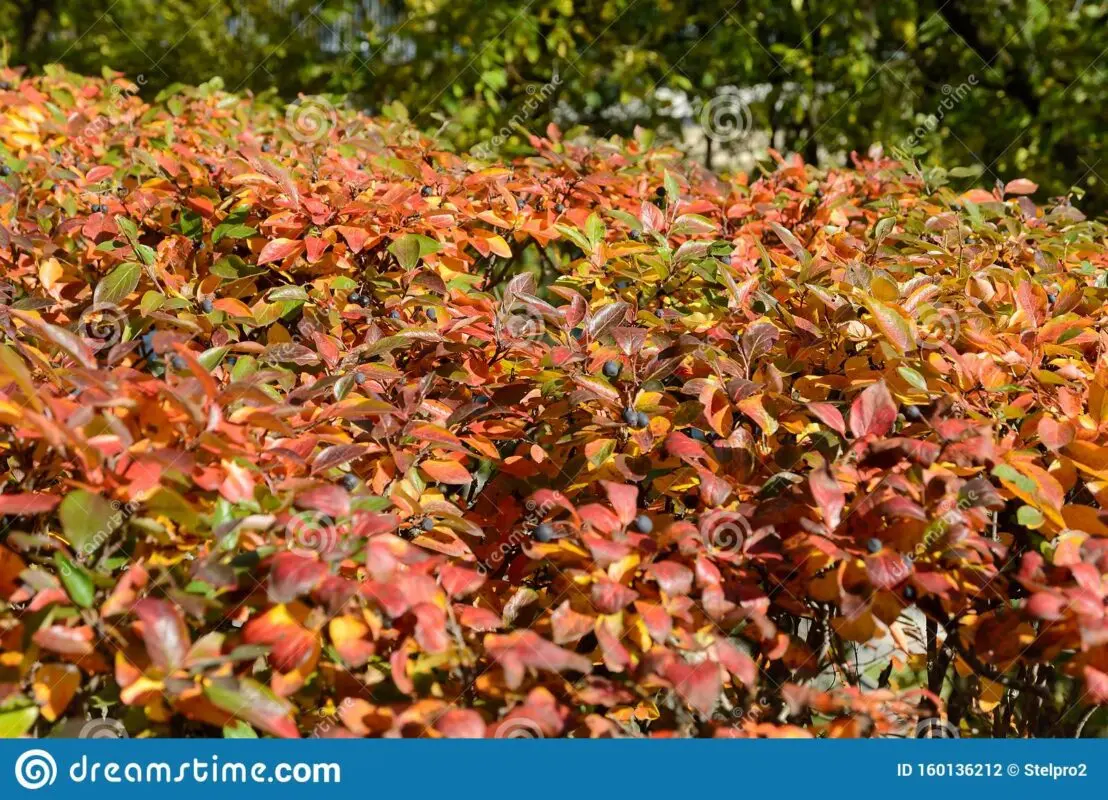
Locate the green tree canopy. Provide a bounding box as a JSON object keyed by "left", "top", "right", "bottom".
{"left": 2, "top": 0, "right": 1105, "bottom": 210}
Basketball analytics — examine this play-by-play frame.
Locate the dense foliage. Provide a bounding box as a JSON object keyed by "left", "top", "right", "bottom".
{"left": 2, "top": 1, "right": 1106, "bottom": 212}
{"left": 2, "top": 67, "right": 1108, "bottom": 739}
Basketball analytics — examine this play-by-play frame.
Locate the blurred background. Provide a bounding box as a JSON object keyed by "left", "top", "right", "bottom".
{"left": 1, "top": 0, "right": 1105, "bottom": 211}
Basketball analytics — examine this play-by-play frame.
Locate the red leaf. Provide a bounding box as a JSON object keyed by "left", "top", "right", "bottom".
{"left": 849, "top": 380, "right": 897, "bottom": 438}
{"left": 664, "top": 658, "right": 721, "bottom": 717}
{"left": 0, "top": 493, "right": 60, "bottom": 515}
{"left": 809, "top": 466, "right": 845, "bottom": 529}
{"left": 484, "top": 630, "right": 592, "bottom": 689}
{"left": 258, "top": 237, "right": 304, "bottom": 265}
{"left": 132, "top": 598, "right": 190, "bottom": 671}
{"left": 807, "top": 402, "right": 846, "bottom": 436}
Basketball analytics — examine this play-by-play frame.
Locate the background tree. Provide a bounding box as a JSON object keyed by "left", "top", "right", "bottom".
{"left": 1, "top": 0, "right": 1105, "bottom": 211}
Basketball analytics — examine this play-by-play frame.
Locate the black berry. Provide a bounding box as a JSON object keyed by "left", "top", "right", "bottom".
{"left": 390, "top": 310, "right": 401, "bottom": 320}
{"left": 0, "top": 166, "right": 10, "bottom": 177}
{"left": 554, "top": 203, "right": 565, "bottom": 213}
{"left": 426, "top": 308, "right": 437, "bottom": 321}
{"left": 866, "top": 538, "right": 882, "bottom": 554}
{"left": 903, "top": 585, "right": 917, "bottom": 600}
{"left": 623, "top": 407, "right": 638, "bottom": 425}
{"left": 635, "top": 412, "right": 650, "bottom": 429}
{"left": 421, "top": 186, "right": 433, "bottom": 197}
{"left": 534, "top": 523, "right": 556, "bottom": 542}
{"left": 171, "top": 355, "right": 186, "bottom": 370}
{"left": 261, "top": 143, "right": 270, "bottom": 152}
{"left": 341, "top": 474, "right": 359, "bottom": 491}
{"left": 655, "top": 186, "right": 665, "bottom": 197}
{"left": 903, "top": 405, "right": 922, "bottom": 421}
{"left": 349, "top": 292, "right": 364, "bottom": 305}
{"left": 633, "top": 514, "right": 653, "bottom": 534}
{"left": 200, "top": 297, "right": 213, "bottom": 313}
{"left": 474, "top": 394, "right": 489, "bottom": 405}
{"left": 602, "top": 360, "right": 620, "bottom": 379}
{"left": 354, "top": 372, "right": 367, "bottom": 385}
{"left": 421, "top": 517, "right": 435, "bottom": 531}
{"left": 629, "top": 230, "right": 641, "bottom": 241}
{"left": 516, "top": 198, "right": 526, "bottom": 210}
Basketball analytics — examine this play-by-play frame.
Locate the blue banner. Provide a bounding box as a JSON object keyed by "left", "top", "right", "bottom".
{"left": 0, "top": 740, "right": 1102, "bottom": 799}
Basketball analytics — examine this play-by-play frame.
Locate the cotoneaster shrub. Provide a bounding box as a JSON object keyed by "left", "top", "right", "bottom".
{"left": 1, "top": 66, "right": 1108, "bottom": 739}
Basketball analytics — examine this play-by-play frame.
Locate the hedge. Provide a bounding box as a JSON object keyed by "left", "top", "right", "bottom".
{"left": 1, "top": 67, "right": 1108, "bottom": 739}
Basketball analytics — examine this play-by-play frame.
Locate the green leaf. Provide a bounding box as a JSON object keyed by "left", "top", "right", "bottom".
{"left": 54, "top": 553, "right": 96, "bottom": 608}
{"left": 59, "top": 490, "right": 117, "bottom": 554}
{"left": 897, "top": 365, "right": 928, "bottom": 392}
{"left": 388, "top": 234, "right": 441, "bottom": 269}
{"left": 94, "top": 262, "right": 141, "bottom": 306}
{"left": 0, "top": 700, "right": 39, "bottom": 738}
{"left": 212, "top": 223, "right": 257, "bottom": 244}
{"left": 1017, "top": 504, "right": 1045, "bottom": 529}
{"left": 223, "top": 720, "right": 259, "bottom": 738}
{"left": 198, "top": 346, "right": 230, "bottom": 371}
